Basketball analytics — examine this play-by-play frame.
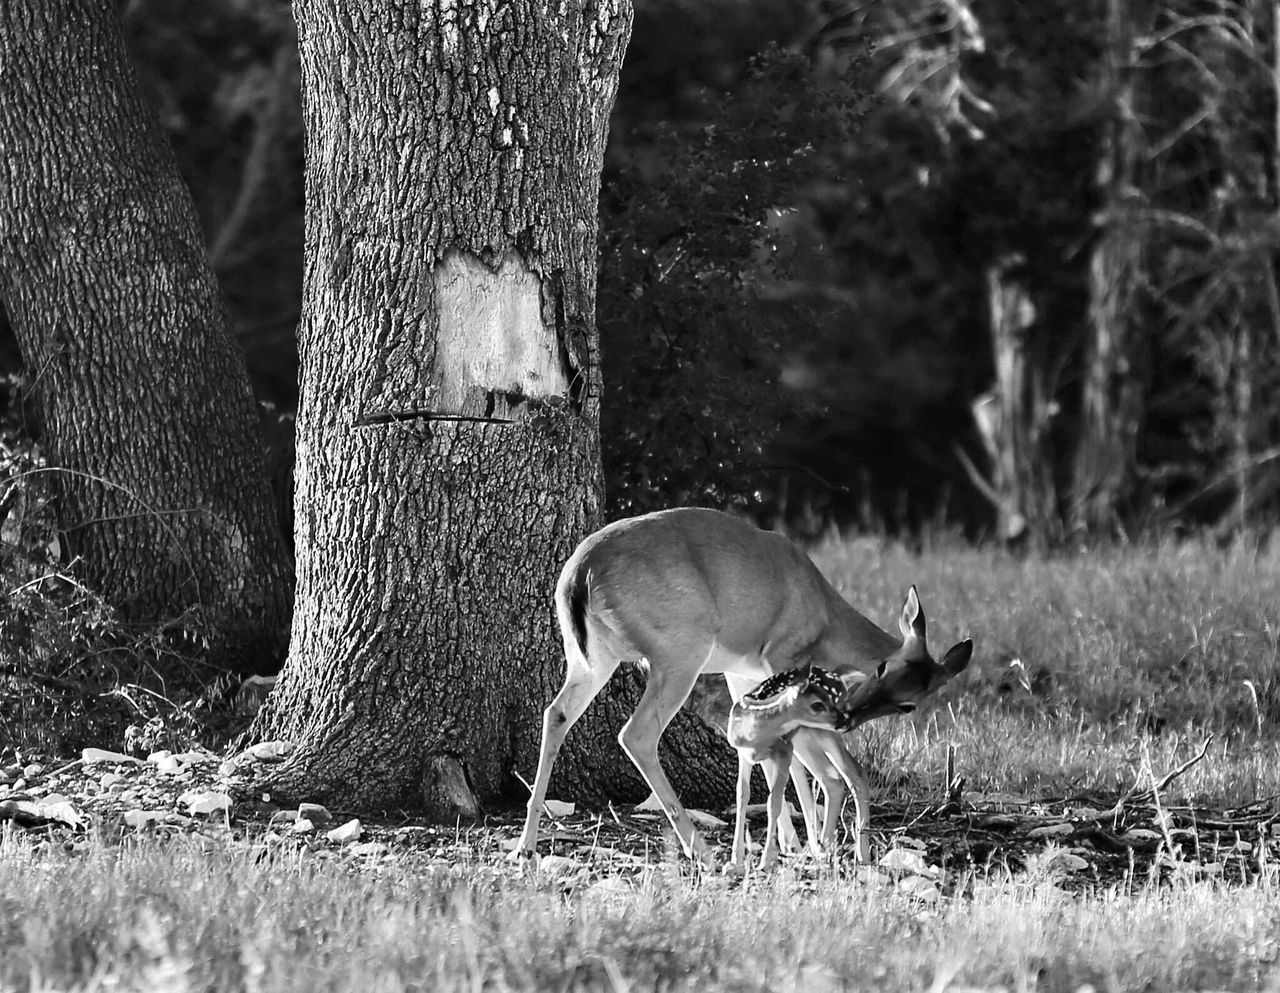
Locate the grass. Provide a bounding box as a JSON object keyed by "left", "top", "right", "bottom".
{"left": 807, "top": 533, "right": 1280, "bottom": 805}
{"left": 3, "top": 830, "right": 1280, "bottom": 993}
{"left": 7, "top": 532, "right": 1280, "bottom": 991}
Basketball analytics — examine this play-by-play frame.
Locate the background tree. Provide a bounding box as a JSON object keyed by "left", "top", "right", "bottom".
{"left": 0, "top": 0, "right": 293, "bottom": 672}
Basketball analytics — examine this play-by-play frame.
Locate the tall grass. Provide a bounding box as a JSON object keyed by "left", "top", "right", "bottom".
{"left": 3, "top": 832, "right": 1279, "bottom": 993}
{"left": 807, "top": 533, "right": 1280, "bottom": 804}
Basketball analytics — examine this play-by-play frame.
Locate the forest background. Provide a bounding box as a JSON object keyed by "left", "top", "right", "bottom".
{"left": 9, "top": 0, "right": 1271, "bottom": 548}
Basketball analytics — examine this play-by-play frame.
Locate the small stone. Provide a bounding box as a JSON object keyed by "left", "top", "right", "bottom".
{"left": 0, "top": 765, "right": 20, "bottom": 785}
{"left": 99, "top": 772, "right": 123, "bottom": 789}
{"left": 171, "top": 751, "right": 218, "bottom": 766}
{"left": 246, "top": 741, "right": 295, "bottom": 762}
{"left": 347, "top": 841, "right": 388, "bottom": 858}
{"left": 535, "top": 855, "right": 581, "bottom": 880}
{"left": 879, "top": 849, "right": 931, "bottom": 875}
{"left": 180, "top": 790, "right": 232, "bottom": 816}
{"left": 22, "top": 763, "right": 42, "bottom": 779}
{"left": 153, "top": 754, "right": 181, "bottom": 775}
{"left": 897, "top": 876, "right": 941, "bottom": 902}
{"left": 81, "top": 748, "right": 141, "bottom": 766}
{"left": 291, "top": 818, "right": 315, "bottom": 834}
{"left": 298, "top": 803, "right": 332, "bottom": 826}
{"left": 1027, "top": 823, "right": 1073, "bottom": 839}
{"left": 146, "top": 750, "right": 173, "bottom": 765}
{"left": 124, "top": 810, "right": 167, "bottom": 829}
{"left": 269, "top": 809, "right": 299, "bottom": 826}
{"left": 326, "top": 818, "right": 362, "bottom": 844}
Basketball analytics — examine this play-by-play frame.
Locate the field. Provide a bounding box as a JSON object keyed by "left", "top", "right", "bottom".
{"left": 5, "top": 533, "right": 1280, "bottom": 992}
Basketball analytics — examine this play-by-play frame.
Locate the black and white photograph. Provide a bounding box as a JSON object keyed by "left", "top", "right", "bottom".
{"left": 3, "top": 1, "right": 1279, "bottom": 989}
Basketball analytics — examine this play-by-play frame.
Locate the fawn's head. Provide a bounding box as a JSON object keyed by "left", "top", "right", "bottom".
{"left": 727, "top": 664, "right": 845, "bottom": 748}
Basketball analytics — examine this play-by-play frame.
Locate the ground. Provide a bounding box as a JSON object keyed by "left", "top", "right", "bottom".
{"left": 4, "top": 533, "right": 1280, "bottom": 990}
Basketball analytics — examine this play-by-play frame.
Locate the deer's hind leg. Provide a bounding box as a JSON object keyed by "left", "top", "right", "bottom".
{"left": 511, "top": 643, "right": 621, "bottom": 859}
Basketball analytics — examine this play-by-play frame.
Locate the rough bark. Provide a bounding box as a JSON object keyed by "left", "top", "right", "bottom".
{"left": 249, "top": 0, "right": 735, "bottom": 814}
{"left": 1071, "top": 0, "right": 1147, "bottom": 536}
{"left": 0, "top": 0, "right": 294, "bottom": 671}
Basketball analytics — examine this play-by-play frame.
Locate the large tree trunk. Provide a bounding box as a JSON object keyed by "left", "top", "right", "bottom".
{"left": 0, "top": 0, "right": 294, "bottom": 671}
{"left": 249, "top": 0, "right": 733, "bottom": 815}
{"left": 1071, "top": 0, "right": 1147, "bottom": 536}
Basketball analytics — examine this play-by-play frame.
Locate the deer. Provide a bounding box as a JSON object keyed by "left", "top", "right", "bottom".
{"left": 690, "top": 592, "right": 972, "bottom": 864}
{"left": 723, "top": 664, "right": 851, "bottom": 870}
{"left": 784, "top": 591, "right": 971, "bottom": 860}
{"left": 508, "top": 507, "right": 973, "bottom": 867}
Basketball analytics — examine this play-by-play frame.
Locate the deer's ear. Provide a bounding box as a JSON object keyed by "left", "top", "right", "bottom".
{"left": 940, "top": 639, "right": 973, "bottom": 677}
{"left": 898, "top": 586, "right": 926, "bottom": 641}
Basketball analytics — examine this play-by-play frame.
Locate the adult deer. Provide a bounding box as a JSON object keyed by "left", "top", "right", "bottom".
{"left": 509, "top": 507, "right": 973, "bottom": 865}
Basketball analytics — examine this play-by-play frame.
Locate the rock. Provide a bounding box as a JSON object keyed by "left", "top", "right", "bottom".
{"left": 897, "top": 876, "right": 941, "bottom": 902}
{"left": 326, "top": 818, "right": 362, "bottom": 844}
{"left": 247, "top": 741, "right": 295, "bottom": 762}
{"left": 123, "top": 810, "right": 167, "bottom": 829}
{"left": 536, "top": 855, "right": 581, "bottom": 880}
{"left": 152, "top": 754, "right": 181, "bottom": 775}
{"left": 1027, "top": 823, "right": 1073, "bottom": 838}
{"left": 347, "top": 841, "right": 389, "bottom": 858}
{"left": 171, "top": 750, "right": 219, "bottom": 766}
{"left": 146, "top": 750, "right": 173, "bottom": 765}
{"left": 0, "top": 765, "right": 20, "bottom": 785}
{"left": 879, "top": 848, "right": 931, "bottom": 875}
{"left": 688, "top": 808, "right": 728, "bottom": 829}
{"left": 544, "top": 799, "right": 575, "bottom": 817}
{"left": 298, "top": 803, "right": 332, "bottom": 826}
{"left": 22, "top": 763, "right": 42, "bottom": 779}
{"left": 82, "top": 748, "right": 141, "bottom": 766}
{"left": 291, "top": 818, "right": 315, "bottom": 834}
{"left": 180, "top": 790, "right": 232, "bottom": 816}
{"left": 269, "top": 809, "right": 299, "bottom": 825}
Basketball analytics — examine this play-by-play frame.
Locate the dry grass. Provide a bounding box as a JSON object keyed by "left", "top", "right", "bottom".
{"left": 3, "top": 830, "right": 1279, "bottom": 993}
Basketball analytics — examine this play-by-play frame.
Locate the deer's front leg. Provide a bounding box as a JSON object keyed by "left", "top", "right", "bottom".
{"left": 730, "top": 750, "right": 754, "bottom": 870}
{"left": 759, "top": 744, "right": 794, "bottom": 870}
{"left": 827, "top": 743, "right": 872, "bottom": 863}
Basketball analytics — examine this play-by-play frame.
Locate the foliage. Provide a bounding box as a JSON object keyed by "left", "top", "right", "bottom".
{"left": 92, "top": 0, "right": 1280, "bottom": 536}
{"left": 598, "top": 42, "right": 869, "bottom": 514}
{"left": 0, "top": 381, "right": 246, "bottom": 755}
{"left": 121, "top": 0, "right": 302, "bottom": 404}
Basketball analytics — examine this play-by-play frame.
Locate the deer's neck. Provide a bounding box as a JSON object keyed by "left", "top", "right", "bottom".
{"left": 811, "top": 583, "right": 900, "bottom": 672}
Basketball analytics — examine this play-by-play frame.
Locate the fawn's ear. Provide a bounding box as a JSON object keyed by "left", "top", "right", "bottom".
{"left": 940, "top": 639, "right": 973, "bottom": 678}
{"left": 898, "top": 586, "right": 926, "bottom": 642}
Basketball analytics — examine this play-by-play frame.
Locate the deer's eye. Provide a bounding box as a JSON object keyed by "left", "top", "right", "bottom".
{"left": 810, "top": 700, "right": 828, "bottom": 712}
